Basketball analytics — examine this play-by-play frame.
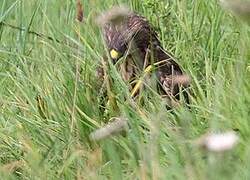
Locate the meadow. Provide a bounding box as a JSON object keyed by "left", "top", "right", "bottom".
{"left": 0, "top": 0, "right": 250, "bottom": 179}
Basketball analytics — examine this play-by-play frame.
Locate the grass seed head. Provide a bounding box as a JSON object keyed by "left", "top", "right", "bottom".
{"left": 220, "top": 0, "right": 250, "bottom": 23}
{"left": 89, "top": 117, "right": 129, "bottom": 141}
{"left": 96, "top": 5, "right": 132, "bottom": 27}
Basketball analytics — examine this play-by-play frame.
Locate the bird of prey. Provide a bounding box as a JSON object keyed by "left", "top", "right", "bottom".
{"left": 98, "top": 6, "right": 190, "bottom": 107}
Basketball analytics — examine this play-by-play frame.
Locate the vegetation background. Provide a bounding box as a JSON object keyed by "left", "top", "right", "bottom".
{"left": 0, "top": 0, "right": 250, "bottom": 179}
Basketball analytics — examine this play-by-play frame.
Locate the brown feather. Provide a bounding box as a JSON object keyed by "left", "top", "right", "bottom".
{"left": 99, "top": 7, "right": 190, "bottom": 105}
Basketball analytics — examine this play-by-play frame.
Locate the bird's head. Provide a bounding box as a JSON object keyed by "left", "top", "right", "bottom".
{"left": 108, "top": 44, "right": 127, "bottom": 62}
{"left": 103, "top": 24, "right": 131, "bottom": 63}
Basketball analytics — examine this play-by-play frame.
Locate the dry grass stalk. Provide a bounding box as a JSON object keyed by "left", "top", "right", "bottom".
{"left": 76, "top": 0, "right": 84, "bottom": 22}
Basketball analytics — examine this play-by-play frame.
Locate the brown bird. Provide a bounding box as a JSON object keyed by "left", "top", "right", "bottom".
{"left": 98, "top": 6, "right": 190, "bottom": 107}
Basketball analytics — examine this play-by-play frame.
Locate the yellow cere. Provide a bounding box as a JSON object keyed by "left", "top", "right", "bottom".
{"left": 110, "top": 49, "right": 119, "bottom": 59}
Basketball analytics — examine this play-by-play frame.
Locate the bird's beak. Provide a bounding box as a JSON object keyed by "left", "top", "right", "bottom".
{"left": 110, "top": 49, "right": 119, "bottom": 60}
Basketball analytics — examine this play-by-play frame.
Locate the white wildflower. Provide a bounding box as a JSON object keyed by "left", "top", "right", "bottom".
{"left": 197, "top": 131, "right": 239, "bottom": 152}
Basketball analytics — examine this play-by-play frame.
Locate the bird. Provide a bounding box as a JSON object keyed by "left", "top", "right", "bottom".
{"left": 97, "top": 6, "right": 190, "bottom": 108}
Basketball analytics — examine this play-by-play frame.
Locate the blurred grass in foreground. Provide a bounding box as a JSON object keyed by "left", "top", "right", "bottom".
{"left": 0, "top": 0, "right": 250, "bottom": 179}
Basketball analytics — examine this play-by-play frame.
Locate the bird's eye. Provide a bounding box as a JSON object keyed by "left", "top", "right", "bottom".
{"left": 110, "top": 49, "right": 120, "bottom": 59}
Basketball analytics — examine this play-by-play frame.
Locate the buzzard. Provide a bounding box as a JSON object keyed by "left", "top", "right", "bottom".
{"left": 98, "top": 6, "right": 190, "bottom": 107}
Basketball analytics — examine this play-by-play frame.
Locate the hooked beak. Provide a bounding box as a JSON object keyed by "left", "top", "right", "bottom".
{"left": 110, "top": 49, "right": 119, "bottom": 60}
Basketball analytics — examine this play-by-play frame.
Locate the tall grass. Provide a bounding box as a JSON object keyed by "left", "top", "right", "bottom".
{"left": 0, "top": 0, "right": 250, "bottom": 179}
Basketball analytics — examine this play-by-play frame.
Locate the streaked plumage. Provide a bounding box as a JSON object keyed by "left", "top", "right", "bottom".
{"left": 100, "top": 9, "right": 189, "bottom": 106}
